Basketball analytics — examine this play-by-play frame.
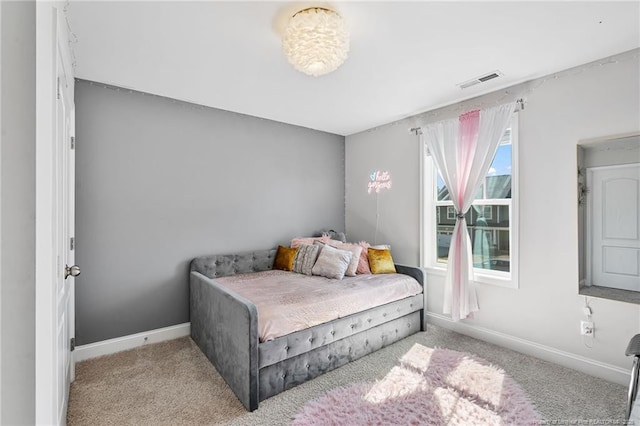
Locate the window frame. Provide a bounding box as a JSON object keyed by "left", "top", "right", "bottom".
{"left": 420, "top": 114, "right": 519, "bottom": 288}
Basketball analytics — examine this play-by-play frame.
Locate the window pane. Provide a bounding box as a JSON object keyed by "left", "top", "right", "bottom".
{"left": 435, "top": 138, "right": 511, "bottom": 201}
{"left": 437, "top": 174, "right": 450, "bottom": 201}
{"left": 436, "top": 204, "right": 510, "bottom": 272}
{"left": 483, "top": 143, "right": 512, "bottom": 200}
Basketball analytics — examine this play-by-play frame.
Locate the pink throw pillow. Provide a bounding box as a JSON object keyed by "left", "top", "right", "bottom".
{"left": 291, "top": 235, "right": 330, "bottom": 248}
{"left": 355, "top": 241, "right": 372, "bottom": 274}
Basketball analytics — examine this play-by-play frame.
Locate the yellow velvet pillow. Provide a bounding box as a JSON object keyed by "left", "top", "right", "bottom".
{"left": 367, "top": 248, "right": 396, "bottom": 274}
{"left": 274, "top": 245, "right": 298, "bottom": 271}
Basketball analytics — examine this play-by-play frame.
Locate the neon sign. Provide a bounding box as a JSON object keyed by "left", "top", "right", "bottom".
{"left": 368, "top": 170, "right": 392, "bottom": 194}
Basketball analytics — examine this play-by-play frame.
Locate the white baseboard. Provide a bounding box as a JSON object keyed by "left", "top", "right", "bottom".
{"left": 426, "top": 312, "right": 630, "bottom": 386}
{"left": 74, "top": 323, "right": 191, "bottom": 363}
{"left": 73, "top": 316, "right": 630, "bottom": 385}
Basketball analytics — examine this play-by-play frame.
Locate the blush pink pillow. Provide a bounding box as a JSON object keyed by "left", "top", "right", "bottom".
{"left": 355, "top": 241, "right": 372, "bottom": 274}
{"left": 291, "top": 235, "right": 330, "bottom": 248}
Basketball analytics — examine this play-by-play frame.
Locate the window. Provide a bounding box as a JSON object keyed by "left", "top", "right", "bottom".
{"left": 446, "top": 206, "right": 456, "bottom": 220}
{"left": 422, "top": 115, "right": 519, "bottom": 287}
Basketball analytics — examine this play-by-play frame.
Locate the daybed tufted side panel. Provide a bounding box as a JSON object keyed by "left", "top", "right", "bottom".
{"left": 190, "top": 249, "right": 277, "bottom": 278}
{"left": 395, "top": 264, "right": 425, "bottom": 290}
{"left": 258, "top": 312, "right": 421, "bottom": 401}
{"left": 395, "top": 264, "right": 426, "bottom": 330}
{"left": 190, "top": 272, "right": 259, "bottom": 410}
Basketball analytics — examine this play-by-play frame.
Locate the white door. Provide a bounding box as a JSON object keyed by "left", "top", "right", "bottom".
{"left": 588, "top": 164, "right": 640, "bottom": 291}
{"left": 36, "top": 4, "right": 77, "bottom": 425}
{"left": 55, "top": 46, "right": 77, "bottom": 424}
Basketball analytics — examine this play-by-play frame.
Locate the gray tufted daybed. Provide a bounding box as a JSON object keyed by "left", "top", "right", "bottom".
{"left": 189, "top": 248, "right": 426, "bottom": 411}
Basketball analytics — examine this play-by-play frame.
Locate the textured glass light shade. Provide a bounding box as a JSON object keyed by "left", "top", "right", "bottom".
{"left": 282, "top": 7, "right": 349, "bottom": 77}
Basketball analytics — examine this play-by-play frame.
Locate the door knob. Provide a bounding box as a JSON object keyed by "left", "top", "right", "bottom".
{"left": 64, "top": 264, "right": 81, "bottom": 279}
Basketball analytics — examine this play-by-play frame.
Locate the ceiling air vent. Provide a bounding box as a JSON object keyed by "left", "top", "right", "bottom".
{"left": 457, "top": 70, "right": 504, "bottom": 89}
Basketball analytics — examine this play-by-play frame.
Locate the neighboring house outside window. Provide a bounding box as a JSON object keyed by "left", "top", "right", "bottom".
{"left": 422, "top": 115, "right": 519, "bottom": 288}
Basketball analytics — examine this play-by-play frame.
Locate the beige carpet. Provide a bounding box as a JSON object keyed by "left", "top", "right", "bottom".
{"left": 68, "top": 337, "right": 245, "bottom": 425}
{"left": 68, "top": 325, "right": 626, "bottom": 425}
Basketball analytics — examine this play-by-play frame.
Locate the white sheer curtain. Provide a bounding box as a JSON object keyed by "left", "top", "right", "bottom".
{"left": 422, "top": 102, "right": 515, "bottom": 321}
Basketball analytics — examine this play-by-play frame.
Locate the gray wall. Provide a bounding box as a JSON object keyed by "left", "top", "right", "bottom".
{"left": 345, "top": 123, "right": 420, "bottom": 265}
{"left": 75, "top": 80, "right": 345, "bottom": 345}
{"left": 0, "top": 1, "right": 36, "bottom": 424}
{"left": 346, "top": 49, "right": 640, "bottom": 375}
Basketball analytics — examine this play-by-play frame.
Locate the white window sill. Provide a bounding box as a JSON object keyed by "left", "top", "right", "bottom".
{"left": 424, "top": 265, "right": 518, "bottom": 289}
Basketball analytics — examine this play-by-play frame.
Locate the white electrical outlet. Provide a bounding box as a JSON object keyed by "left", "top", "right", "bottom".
{"left": 580, "top": 321, "right": 594, "bottom": 336}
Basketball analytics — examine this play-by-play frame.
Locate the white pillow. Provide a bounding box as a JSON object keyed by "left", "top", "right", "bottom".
{"left": 371, "top": 244, "right": 391, "bottom": 249}
{"left": 327, "top": 242, "right": 363, "bottom": 277}
{"left": 311, "top": 244, "right": 353, "bottom": 280}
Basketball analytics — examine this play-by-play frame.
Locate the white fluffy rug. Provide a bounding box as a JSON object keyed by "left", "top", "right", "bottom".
{"left": 293, "top": 344, "right": 541, "bottom": 425}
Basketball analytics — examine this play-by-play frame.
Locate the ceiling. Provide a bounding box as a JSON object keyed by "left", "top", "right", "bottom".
{"left": 67, "top": 1, "right": 640, "bottom": 136}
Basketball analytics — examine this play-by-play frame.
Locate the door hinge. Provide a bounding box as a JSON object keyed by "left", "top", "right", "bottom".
{"left": 70, "top": 237, "right": 75, "bottom": 251}
{"left": 57, "top": 77, "right": 61, "bottom": 100}
{"left": 70, "top": 136, "right": 75, "bottom": 150}
{"left": 70, "top": 337, "right": 75, "bottom": 352}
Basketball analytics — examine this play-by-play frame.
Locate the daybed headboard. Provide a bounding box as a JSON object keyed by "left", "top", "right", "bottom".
{"left": 190, "top": 249, "right": 277, "bottom": 279}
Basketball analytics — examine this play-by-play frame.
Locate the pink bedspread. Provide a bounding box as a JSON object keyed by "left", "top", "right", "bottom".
{"left": 214, "top": 270, "right": 422, "bottom": 342}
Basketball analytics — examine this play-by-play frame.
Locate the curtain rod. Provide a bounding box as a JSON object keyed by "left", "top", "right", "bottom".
{"left": 409, "top": 98, "right": 524, "bottom": 135}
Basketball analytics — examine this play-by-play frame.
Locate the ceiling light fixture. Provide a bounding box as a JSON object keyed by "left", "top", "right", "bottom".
{"left": 282, "top": 7, "right": 349, "bottom": 77}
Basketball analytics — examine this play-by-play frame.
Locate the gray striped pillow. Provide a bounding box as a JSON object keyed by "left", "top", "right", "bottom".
{"left": 292, "top": 244, "right": 321, "bottom": 275}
